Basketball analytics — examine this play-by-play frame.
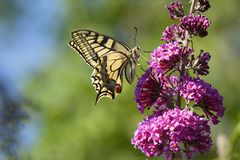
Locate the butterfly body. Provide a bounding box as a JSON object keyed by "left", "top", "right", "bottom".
{"left": 69, "top": 29, "right": 141, "bottom": 104}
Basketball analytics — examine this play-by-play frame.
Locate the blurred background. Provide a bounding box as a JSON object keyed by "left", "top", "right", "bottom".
{"left": 0, "top": 0, "right": 240, "bottom": 160}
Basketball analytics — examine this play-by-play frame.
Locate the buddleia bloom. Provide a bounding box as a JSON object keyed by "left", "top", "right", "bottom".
{"left": 149, "top": 42, "right": 193, "bottom": 74}
{"left": 166, "top": 1, "right": 184, "bottom": 19}
{"left": 191, "top": 51, "right": 211, "bottom": 75}
{"left": 161, "top": 24, "right": 187, "bottom": 43}
{"left": 196, "top": 0, "right": 211, "bottom": 12}
{"left": 132, "top": 0, "right": 224, "bottom": 159}
{"left": 180, "top": 76, "right": 225, "bottom": 124}
{"left": 180, "top": 14, "right": 211, "bottom": 37}
{"left": 131, "top": 107, "right": 212, "bottom": 160}
{"left": 134, "top": 68, "right": 178, "bottom": 113}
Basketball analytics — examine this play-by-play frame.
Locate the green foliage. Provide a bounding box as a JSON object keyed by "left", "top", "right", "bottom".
{"left": 229, "top": 122, "right": 240, "bottom": 159}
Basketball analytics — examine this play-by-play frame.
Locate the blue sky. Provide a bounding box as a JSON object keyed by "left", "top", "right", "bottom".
{"left": 0, "top": 0, "right": 61, "bottom": 91}
{"left": 0, "top": 0, "right": 63, "bottom": 157}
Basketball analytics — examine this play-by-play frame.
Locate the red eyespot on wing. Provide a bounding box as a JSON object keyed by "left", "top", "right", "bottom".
{"left": 115, "top": 84, "right": 122, "bottom": 93}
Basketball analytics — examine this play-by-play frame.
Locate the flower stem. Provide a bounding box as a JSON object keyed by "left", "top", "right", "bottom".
{"left": 172, "top": 151, "right": 182, "bottom": 160}
{"left": 176, "top": 0, "right": 197, "bottom": 108}
{"left": 189, "top": 0, "right": 197, "bottom": 14}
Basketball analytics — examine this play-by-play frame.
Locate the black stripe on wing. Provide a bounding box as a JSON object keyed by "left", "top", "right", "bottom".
{"left": 72, "top": 29, "right": 131, "bottom": 52}
{"left": 91, "top": 56, "right": 116, "bottom": 104}
{"left": 71, "top": 30, "right": 131, "bottom": 59}
{"left": 69, "top": 40, "right": 97, "bottom": 68}
{"left": 70, "top": 31, "right": 100, "bottom": 67}
{"left": 91, "top": 55, "right": 127, "bottom": 104}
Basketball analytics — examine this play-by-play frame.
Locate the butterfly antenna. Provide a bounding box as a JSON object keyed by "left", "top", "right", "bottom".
{"left": 136, "top": 73, "right": 140, "bottom": 79}
{"left": 135, "top": 64, "right": 145, "bottom": 79}
{"left": 133, "top": 27, "right": 138, "bottom": 46}
{"left": 140, "top": 54, "right": 148, "bottom": 62}
{"left": 138, "top": 63, "right": 146, "bottom": 72}
{"left": 142, "top": 49, "right": 153, "bottom": 53}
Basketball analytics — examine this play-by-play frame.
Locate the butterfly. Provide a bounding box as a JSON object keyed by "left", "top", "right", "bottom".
{"left": 69, "top": 29, "right": 141, "bottom": 104}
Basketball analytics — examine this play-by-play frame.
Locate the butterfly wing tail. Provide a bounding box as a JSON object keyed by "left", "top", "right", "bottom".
{"left": 91, "top": 56, "right": 118, "bottom": 104}
{"left": 91, "top": 68, "right": 116, "bottom": 105}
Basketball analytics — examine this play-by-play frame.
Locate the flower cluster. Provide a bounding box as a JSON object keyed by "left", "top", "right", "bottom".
{"left": 135, "top": 68, "right": 178, "bottom": 113}
{"left": 161, "top": 24, "right": 187, "bottom": 43}
{"left": 166, "top": 2, "right": 184, "bottom": 19}
{"left": 131, "top": 1, "right": 224, "bottom": 159}
{"left": 179, "top": 76, "right": 225, "bottom": 124}
{"left": 149, "top": 42, "right": 192, "bottom": 74}
{"left": 196, "top": 0, "right": 211, "bottom": 12}
{"left": 131, "top": 108, "right": 212, "bottom": 160}
{"left": 180, "top": 14, "right": 211, "bottom": 37}
{"left": 190, "top": 50, "right": 211, "bottom": 75}
{"left": 134, "top": 68, "right": 164, "bottom": 113}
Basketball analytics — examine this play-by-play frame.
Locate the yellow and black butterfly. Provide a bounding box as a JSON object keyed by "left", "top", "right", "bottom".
{"left": 69, "top": 29, "right": 141, "bottom": 104}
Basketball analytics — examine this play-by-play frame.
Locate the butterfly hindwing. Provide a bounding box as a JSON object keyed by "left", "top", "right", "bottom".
{"left": 69, "top": 29, "right": 141, "bottom": 104}
{"left": 91, "top": 56, "right": 121, "bottom": 104}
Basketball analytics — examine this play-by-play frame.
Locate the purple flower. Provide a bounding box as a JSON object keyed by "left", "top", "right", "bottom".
{"left": 161, "top": 24, "right": 187, "bottom": 43}
{"left": 131, "top": 107, "right": 212, "bottom": 159}
{"left": 166, "top": 2, "right": 184, "bottom": 19}
{"left": 149, "top": 42, "right": 192, "bottom": 74}
{"left": 180, "top": 14, "right": 211, "bottom": 37}
{"left": 196, "top": 0, "right": 211, "bottom": 12}
{"left": 193, "top": 51, "right": 211, "bottom": 75}
{"left": 135, "top": 68, "right": 163, "bottom": 113}
{"left": 180, "top": 76, "right": 225, "bottom": 124}
{"left": 134, "top": 68, "right": 177, "bottom": 113}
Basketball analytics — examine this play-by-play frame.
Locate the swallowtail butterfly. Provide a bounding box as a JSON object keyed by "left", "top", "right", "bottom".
{"left": 69, "top": 29, "right": 141, "bottom": 104}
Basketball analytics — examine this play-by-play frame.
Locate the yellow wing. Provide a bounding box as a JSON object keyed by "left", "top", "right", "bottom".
{"left": 69, "top": 29, "right": 140, "bottom": 104}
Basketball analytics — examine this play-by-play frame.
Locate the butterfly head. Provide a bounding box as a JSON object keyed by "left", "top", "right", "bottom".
{"left": 131, "top": 46, "right": 141, "bottom": 63}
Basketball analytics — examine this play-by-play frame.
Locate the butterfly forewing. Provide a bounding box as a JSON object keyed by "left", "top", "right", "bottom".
{"left": 69, "top": 40, "right": 98, "bottom": 67}
{"left": 70, "top": 30, "right": 131, "bottom": 65}
{"left": 69, "top": 29, "right": 140, "bottom": 104}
